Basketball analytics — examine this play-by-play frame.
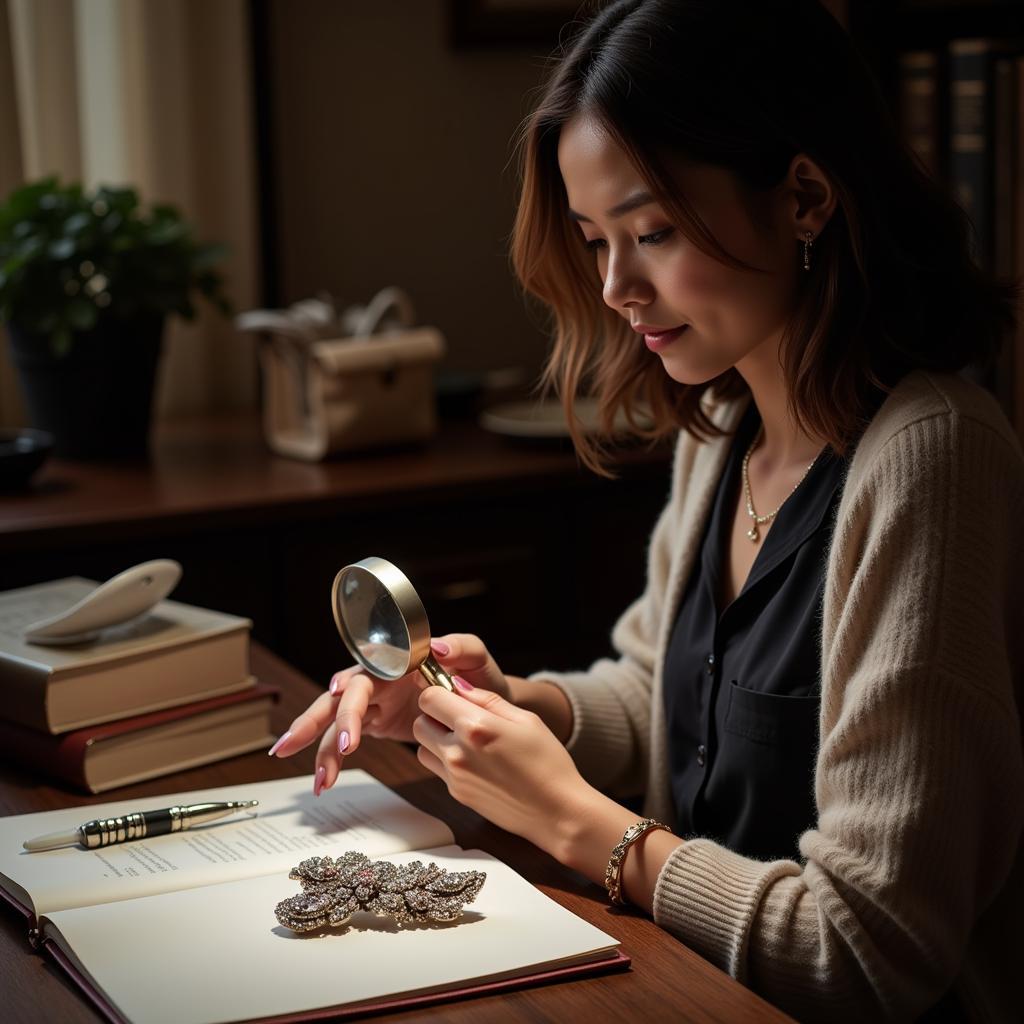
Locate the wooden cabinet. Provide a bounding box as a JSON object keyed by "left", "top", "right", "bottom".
{"left": 0, "top": 414, "right": 671, "bottom": 687}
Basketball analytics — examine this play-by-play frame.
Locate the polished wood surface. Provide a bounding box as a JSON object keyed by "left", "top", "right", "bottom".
{"left": 0, "top": 643, "right": 795, "bottom": 1024}
{"left": 0, "top": 413, "right": 667, "bottom": 548}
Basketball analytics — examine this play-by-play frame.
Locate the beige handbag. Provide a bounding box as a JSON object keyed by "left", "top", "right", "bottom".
{"left": 237, "top": 289, "right": 445, "bottom": 461}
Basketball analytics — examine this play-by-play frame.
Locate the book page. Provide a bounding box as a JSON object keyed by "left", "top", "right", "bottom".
{"left": 0, "top": 771, "right": 453, "bottom": 918}
{"left": 43, "top": 847, "right": 620, "bottom": 1024}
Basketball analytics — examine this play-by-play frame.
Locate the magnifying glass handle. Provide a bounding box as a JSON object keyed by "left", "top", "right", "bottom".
{"left": 418, "top": 655, "right": 456, "bottom": 692}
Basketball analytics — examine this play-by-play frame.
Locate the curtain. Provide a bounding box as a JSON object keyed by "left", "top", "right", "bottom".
{"left": 0, "top": 0, "right": 260, "bottom": 428}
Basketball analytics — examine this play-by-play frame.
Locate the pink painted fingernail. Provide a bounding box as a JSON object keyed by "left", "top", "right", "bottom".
{"left": 453, "top": 675, "right": 474, "bottom": 692}
{"left": 313, "top": 765, "right": 326, "bottom": 797}
{"left": 430, "top": 639, "right": 450, "bottom": 657}
{"left": 329, "top": 675, "right": 342, "bottom": 696}
{"left": 339, "top": 730, "right": 350, "bottom": 755}
{"left": 267, "top": 731, "right": 292, "bottom": 756}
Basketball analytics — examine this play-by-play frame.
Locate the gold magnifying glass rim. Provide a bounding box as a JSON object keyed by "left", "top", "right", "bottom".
{"left": 331, "top": 557, "right": 431, "bottom": 680}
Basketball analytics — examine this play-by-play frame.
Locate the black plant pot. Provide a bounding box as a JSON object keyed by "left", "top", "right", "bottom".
{"left": 7, "top": 316, "right": 164, "bottom": 460}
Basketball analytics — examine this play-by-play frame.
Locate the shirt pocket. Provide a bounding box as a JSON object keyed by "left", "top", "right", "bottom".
{"left": 704, "top": 680, "right": 822, "bottom": 860}
{"left": 722, "top": 678, "right": 821, "bottom": 745}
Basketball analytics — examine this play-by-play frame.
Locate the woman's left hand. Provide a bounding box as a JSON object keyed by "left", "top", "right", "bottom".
{"left": 414, "top": 679, "right": 595, "bottom": 859}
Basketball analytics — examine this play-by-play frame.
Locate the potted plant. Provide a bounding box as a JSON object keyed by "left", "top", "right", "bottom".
{"left": 0, "top": 177, "right": 230, "bottom": 459}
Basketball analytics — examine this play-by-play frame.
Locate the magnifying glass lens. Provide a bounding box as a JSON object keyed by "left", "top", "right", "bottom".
{"left": 336, "top": 568, "right": 411, "bottom": 679}
{"left": 332, "top": 557, "right": 455, "bottom": 691}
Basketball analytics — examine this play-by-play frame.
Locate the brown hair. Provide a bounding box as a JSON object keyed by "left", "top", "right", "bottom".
{"left": 510, "top": 0, "right": 1018, "bottom": 473}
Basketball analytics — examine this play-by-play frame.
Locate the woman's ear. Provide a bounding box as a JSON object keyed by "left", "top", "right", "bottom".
{"left": 784, "top": 153, "right": 836, "bottom": 241}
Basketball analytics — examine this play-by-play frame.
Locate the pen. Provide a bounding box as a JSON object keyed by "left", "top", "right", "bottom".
{"left": 22, "top": 800, "right": 259, "bottom": 853}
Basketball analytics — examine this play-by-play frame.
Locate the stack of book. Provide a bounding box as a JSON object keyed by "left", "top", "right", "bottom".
{"left": 0, "top": 577, "right": 277, "bottom": 792}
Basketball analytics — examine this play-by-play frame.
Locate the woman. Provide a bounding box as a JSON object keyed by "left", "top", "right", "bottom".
{"left": 269, "top": 1, "right": 1024, "bottom": 1020}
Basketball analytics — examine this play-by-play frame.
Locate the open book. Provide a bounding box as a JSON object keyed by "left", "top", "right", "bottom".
{"left": 0, "top": 771, "right": 625, "bottom": 1024}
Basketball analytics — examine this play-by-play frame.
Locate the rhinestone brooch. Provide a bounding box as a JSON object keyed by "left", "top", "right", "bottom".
{"left": 274, "top": 851, "right": 487, "bottom": 933}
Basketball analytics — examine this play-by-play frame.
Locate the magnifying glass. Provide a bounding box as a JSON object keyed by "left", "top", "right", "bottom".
{"left": 331, "top": 556, "right": 456, "bottom": 692}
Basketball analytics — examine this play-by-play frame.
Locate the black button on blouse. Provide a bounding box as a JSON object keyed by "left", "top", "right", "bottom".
{"left": 662, "top": 398, "right": 849, "bottom": 862}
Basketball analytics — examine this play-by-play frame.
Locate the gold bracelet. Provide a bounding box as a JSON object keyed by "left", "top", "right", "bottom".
{"left": 604, "top": 818, "right": 670, "bottom": 905}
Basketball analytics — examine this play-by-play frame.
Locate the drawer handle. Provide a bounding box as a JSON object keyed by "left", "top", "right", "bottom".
{"left": 434, "top": 579, "right": 488, "bottom": 601}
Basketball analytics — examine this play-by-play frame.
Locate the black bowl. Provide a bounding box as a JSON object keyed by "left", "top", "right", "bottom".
{"left": 0, "top": 428, "right": 54, "bottom": 490}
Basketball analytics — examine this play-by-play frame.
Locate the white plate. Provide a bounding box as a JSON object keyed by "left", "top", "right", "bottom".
{"left": 480, "top": 398, "right": 624, "bottom": 439}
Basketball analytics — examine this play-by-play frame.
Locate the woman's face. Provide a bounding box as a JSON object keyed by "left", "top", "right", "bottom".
{"left": 557, "top": 115, "right": 800, "bottom": 384}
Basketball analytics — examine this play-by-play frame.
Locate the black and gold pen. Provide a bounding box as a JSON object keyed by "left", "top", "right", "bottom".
{"left": 22, "top": 800, "right": 259, "bottom": 852}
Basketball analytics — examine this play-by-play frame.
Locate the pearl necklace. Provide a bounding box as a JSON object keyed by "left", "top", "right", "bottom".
{"left": 741, "top": 424, "right": 821, "bottom": 543}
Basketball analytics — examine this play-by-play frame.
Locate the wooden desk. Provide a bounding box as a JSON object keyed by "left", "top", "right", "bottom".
{"left": 0, "top": 644, "right": 794, "bottom": 1024}
{"left": 0, "top": 414, "right": 672, "bottom": 683}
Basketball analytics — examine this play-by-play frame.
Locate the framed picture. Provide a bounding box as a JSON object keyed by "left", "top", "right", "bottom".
{"left": 449, "top": 0, "right": 586, "bottom": 49}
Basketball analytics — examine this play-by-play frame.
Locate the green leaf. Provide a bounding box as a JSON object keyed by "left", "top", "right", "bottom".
{"left": 0, "top": 174, "right": 232, "bottom": 344}
{"left": 66, "top": 299, "right": 97, "bottom": 330}
{"left": 17, "top": 236, "right": 43, "bottom": 261}
{"left": 2, "top": 253, "right": 25, "bottom": 275}
{"left": 146, "top": 221, "right": 186, "bottom": 245}
{"left": 191, "top": 243, "right": 227, "bottom": 270}
{"left": 48, "top": 238, "right": 76, "bottom": 260}
{"left": 51, "top": 327, "right": 72, "bottom": 357}
{"left": 64, "top": 212, "right": 92, "bottom": 234}
{"left": 99, "top": 185, "right": 138, "bottom": 213}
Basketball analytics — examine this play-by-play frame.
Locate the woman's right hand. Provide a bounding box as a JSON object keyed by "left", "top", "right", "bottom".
{"left": 267, "top": 634, "right": 513, "bottom": 795}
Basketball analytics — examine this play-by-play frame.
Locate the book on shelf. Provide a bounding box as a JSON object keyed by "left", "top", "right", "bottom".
{"left": 949, "top": 37, "right": 996, "bottom": 267}
{"left": 0, "top": 577, "right": 253, "bottom": 733}
{"left": 933, "top": 37, "right": 1019, "bottom": 425}
{"left": 898, "top": 49, "right": 943, "bottom": 179}
{"left": 0, "top": 681, "right": 278, "bottom": 793}
{"left": 0, "top": 771, "right": 627, "bottom": 1024}
{"left": 992, "top": 49, "right": 1019, "bottom": 418}
{"left": 946, "top": 36, "right": 1024, "bottom": 271}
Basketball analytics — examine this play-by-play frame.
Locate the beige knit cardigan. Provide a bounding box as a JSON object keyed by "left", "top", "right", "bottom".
{"left": 538, "top": 370, "right": 1024, "bottom": 1023}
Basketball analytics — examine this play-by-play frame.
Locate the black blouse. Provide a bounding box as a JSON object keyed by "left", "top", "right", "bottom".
{"left": 662, "top": 398, "right": 850, "bottom": 862}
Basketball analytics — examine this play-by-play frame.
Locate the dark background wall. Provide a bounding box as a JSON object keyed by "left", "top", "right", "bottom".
{"left": 261, "top": 0, "right": 558, "bottom": 383}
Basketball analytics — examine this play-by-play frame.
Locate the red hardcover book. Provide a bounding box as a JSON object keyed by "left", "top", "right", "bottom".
{"left": 0, "top": 681, "right": 277, "bottom": 792}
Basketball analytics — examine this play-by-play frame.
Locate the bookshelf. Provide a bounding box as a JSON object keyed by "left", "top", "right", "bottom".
{"left": 843, "top": 0, "right": 1024, "bottom": 443}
